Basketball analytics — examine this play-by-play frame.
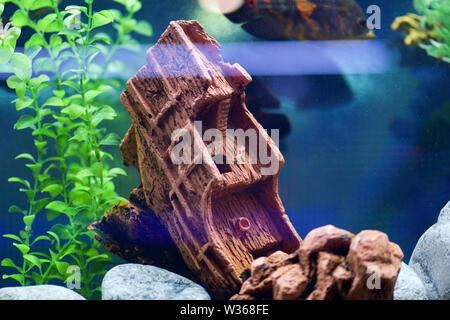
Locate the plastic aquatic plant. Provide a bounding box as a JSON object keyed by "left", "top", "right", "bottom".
{"left": 0, "top": 0, "right": 152, "bottom": 299}
{"left": 392, "top": 0, "right": 450, "bottom": 63}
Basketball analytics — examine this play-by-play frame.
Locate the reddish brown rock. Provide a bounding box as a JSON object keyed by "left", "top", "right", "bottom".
{"left": 306, "top": 252, "right": 344, "bottom": 300}
{"left": 232, "top": 225, "right": 403, "bottom": 300}
{"left": 238, "top": 251, "right": 295, "bottom": 298}
{"left": 272, "top": 264, "right": 308, "bottom": 300}
{"left": 332, "top": 263, "right": 353, "bottom": 297}
{"left": 298, "top": 224, "right": 354, "bottom": 277}
{"left": 92, "top": 20, "right": 301, "bottom": 299}
{"left": 300, "top": 224, "right": 354, "bottom": 257}
{"left": 346, "top": 230, "right": 404, "bottom": 300}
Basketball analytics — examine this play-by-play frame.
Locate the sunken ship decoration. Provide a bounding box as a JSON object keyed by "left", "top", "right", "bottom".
{"left": 92, "top": 20, "right": 301, "bottom": 299}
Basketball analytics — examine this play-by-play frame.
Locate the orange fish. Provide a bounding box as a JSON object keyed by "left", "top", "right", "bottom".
{"left": 219, "top": 0, "right": 374, "bottom": 40}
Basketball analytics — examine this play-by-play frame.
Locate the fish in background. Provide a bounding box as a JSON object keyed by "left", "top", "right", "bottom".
{"left": 219, "top": 0, "right": 374, "bottom": 41}
{"left": 217, "top": 0, "right": 368, "bottom": 138}
{"left": 29, "top": 0, "right": 63, "bottom": 21}
{"left": 1, "top": 0, "right": 62, "bottom": 24}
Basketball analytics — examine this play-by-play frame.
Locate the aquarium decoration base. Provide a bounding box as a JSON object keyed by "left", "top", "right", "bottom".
{"left": 92, "top": 20, "right": 404, "bottom": 300}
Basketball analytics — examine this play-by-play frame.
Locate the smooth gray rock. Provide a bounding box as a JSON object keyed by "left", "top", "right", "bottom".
{"left": 437, "top": 201, "right": 450, "bottom": 224}
{"left": 0, "top": 285, "right": 86, "bottom": 300}
{"left": 394, "top": 262, "right": 428, "bottom": 300}
{"left": 409, "top": 202, "right": 450, "bottom": 300}
{"left": 102, "top": 264, "right": 211, "bottom": 300}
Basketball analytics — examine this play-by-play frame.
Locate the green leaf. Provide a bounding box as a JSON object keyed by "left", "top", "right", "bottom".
{"left": 13, "top": 97, "right": 33, "bottom": 110}
{"left": 61, "top": 80, "right": 79, "bottom": 91}
{"left": 65, "top": 5, "right": 88, "bottom": 15}
{"left": 134, "top": 20, "right": 153, "bottom": 36}
{"left": 34, "top": 57, "right": 55, "bottom": 73}
{"left": 129, "top": 1, "right": 142, "bottom": 13}
{"left": 11, "top": 10, "right": 29, "bottom": 28}
{"left": 23, "top": 254, "right": 41, "bottom": 269}
{"left": 121, "top": 17, "right": 137, "bottom": 34}
{"left": 10, "top": 53, "right": 32, "bottom": 80}
{"left": 42, "top": 184, "right": 63, "bottom": 197}
{"left": 46, "top": 201, "right": 76, "bottom": 216}
{"left": 116, "top": 0, "right": 142, "bottom": 13}
{"left": 49, "top": 34, "right": 62, "bottom": 47}
{"left": 3, "top": 234, "right": 22, "bottom": 242}
{"left": 107, "top": 167, "right": 127, "bottom": 177}
{"left": 23, "top": 215, "right": 35, "bottom": 227}
{"left": 31, "top": 235, "right": 50, "bottom": 245}
{"left": 2, "top": 274, "right": 24, "bottom": 284}
{"left": 55, "top": 261, "right": 70, "bottom": 275}
{"left": 14, "top": 115, "right": 35, "bottom": 130}
{"left": 92, "top": 105, "right": 116, "bottom": 126}
{"left": 84, "top": 90, "right": 102, "bottom": 102}
{"left": 0, "top": 46, "right": 14, "bottom": 64}
{"left": 25, "top": 33, "right": 46, "bottom": 49}
{"left": 30, "top": 0, "right": 53, "bottom": 10}
{"left": 1, "top": 258, "right": 20, "bottom": 271}
{"left": 34, "top": 197, "right": 52, "bottom": 214}
{"left": 13, "top": 243, "right": 30, "bottom": 255}
{"left": 22, "top": 0, "right": 35, "bottom": 10}
{"left": 8, "top": 177, "right": 31, "bottom": 188}
{"left": 69, "top": 188, "right": 91, "bottom": 206}
{"left": 25, "top": 46, "right": 42, "bottom": 60}
{"left": 91, "top": 162, "right": 103, "bottom": 178}
{"left": 62, "top": 104, "right": 85, "bottom": 119}
{"left": 44, "top": 96, "right": 65, "bottom": 107}
{"left": 86, "top": 254, "right": 110, "bottom": 264}
{"left": 112, "top": 0, "right": 128, "bottom": 6}
{"left": 60, "top": 244, "right": 77, "bottom": 258}
{"left": 50, "top": 224, "right": 72, "bottom": 240}
{"left": 30, "top": 74, "right": 50, "bottom": 89}
{"left": 7, "top": 76, "right": 27, "bottom": 98}
{"left": 15, "top": 153, "right": 36, "bottom": 162}
{"left": 73, "top": 210, "right": 93, "bottom": 225}
{"left": 34, "top": 140, "right": 47, "bottom": 153}
{"left": 53, "top": 89, "right": 65, "bottom": 99}
{"left": 90, "top": 33, "right": 111, "bottom": 45}
{"left": 47, "top": 232, "right": 60, "bottom": 249}
{"left": 16, "top": 84, "right": 27, "bottom": 98}
{"left": 99, "top": 132, "right": 121, "bottom": 145}
{"left": 58, "top": 28, "right": 80, "bottom": 38}
{"left": 92, "top": 10, "right": 114, "bottom": 29}
{"left": 74, "top": 168, "right": 94, "bottom": 180}
{"left": 69, "top": 126, "right": 88, "bottom": 142}
{"left": 84, "top": 248, "right": 99, "bottom": 257}
{"left": 6, "top": 75, "right": 23, "bottom": 89}
{"left": 37, "top": 13, "right": 57, "bottom": 32}
{"left": 8, "top": 205, "right": 25, "bottom": 215}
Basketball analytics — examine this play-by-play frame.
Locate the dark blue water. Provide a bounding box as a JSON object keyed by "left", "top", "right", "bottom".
{"left": 1, "top": 0, "right": 449, "bottom": 287}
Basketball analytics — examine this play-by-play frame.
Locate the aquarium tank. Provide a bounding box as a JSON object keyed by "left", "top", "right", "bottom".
{"left": 0, "top": 0, "right": 448, "bottom": 302}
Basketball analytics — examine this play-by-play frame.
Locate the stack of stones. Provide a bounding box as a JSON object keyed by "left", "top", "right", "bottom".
{"left": 231, "top": 225, "right": 404, "bottom": 300}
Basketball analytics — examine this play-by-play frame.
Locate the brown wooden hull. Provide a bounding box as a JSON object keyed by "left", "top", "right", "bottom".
{"left": 95, "top": 20, "right": 301, "bottom": 298}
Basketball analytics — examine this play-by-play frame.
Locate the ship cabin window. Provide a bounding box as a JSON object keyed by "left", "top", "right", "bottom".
{"left": 216, "top": 155, "right": 232, "bottom": 174}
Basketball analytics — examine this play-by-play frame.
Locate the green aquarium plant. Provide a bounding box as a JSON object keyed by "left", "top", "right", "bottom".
{"left": 392, "top": 0, "right": 450, "bottom": 63}
{"left": 0, "top": 0, "right": 152, "bottom": 299}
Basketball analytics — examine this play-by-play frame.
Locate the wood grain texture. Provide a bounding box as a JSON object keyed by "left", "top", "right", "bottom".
{"left": 93, "top": 20, "right": 301, "bottom": 298}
